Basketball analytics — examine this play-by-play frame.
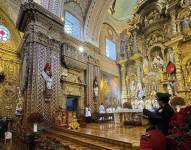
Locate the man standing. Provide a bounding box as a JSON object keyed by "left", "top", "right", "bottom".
{"left": 99, "top": 103, "right": 105, "bottom": 121}
{"left": 85, "top": 105, "right": 91, "bottom": 123}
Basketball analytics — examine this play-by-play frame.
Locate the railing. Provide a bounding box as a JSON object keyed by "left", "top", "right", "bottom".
{"left": 96, "top": 113, "right": 114, "bottom": 123}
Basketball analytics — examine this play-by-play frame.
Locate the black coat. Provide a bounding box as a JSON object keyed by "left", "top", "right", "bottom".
{"left": 156, "top": 104, "right": 174, "bottom": 135}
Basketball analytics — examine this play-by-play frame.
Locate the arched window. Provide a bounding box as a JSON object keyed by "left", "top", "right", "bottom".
{"left": 64, "top": 11, "right": 81, "bottom": 40}
{"left": 106, "top": 39, "right": 116, "bottom": 60}
{"left": 34, "top": 0, "right": 61, "bottom": 16}
{"left": 0, "top": 25, "right": 10, "bottom": 41}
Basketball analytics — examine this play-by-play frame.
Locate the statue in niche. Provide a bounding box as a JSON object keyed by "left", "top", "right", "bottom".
{"left": 153, "top": 10, "right": 160, "bottom": 20}
{"left": 180, "top": 0, "right": 191, "bottom": 8}
{"left": 152, "top": 55, "right": 164, "bottom": 70}
{"left": 143, "top": 58, "right": 149, "bottom": 75}
{"left": 130, "top": 80, "right": 137, "bottom": 97}
{"left": 93, "top": 77, "right": 99, "bottom": 100}
{"left": 41, "top": 63, "right": 53, "bottom": 98}
{"left": 182, "top": 16, "right": 190, "bottom": 32}
{"left": 151, "top": 53, "right": 164, "bottom": 81}
{"left": 120, "top": 38, "right": 127, "bottom": 57}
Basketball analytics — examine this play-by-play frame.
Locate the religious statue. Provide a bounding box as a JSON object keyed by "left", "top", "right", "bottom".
{"left": 41, "top": 63, "right": 53, "bottom": 98}
{"left": 182, "top": 16, "right": 190, "bottom": 32}
{"left": 93, "top": 77, "right": 99, "bottom": 99}
{"left": 180, "top": 0, "right": 191, "bottom": 8}
{"left": 143, "top": 58, "right": 149, "bottom": 75}
{"left": 15, "top": 101, "right": 23, "bottom": 117}
{"left": 68, "top": 112, "right": 80, "bottom": 129}
{"left": 152, "top": 55, "right": 164, "bottom": 70}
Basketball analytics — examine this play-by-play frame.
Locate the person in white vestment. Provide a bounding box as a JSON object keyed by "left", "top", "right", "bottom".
{"left": 85, "top": 105, "right": 91, "bottom": 123}
{"left": 99, "top": 103, "right": 105, "bottom": 120}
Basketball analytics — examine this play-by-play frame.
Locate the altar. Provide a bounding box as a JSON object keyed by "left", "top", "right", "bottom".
{"left": 114, "top": 109, "right": 143, "bottom": 126}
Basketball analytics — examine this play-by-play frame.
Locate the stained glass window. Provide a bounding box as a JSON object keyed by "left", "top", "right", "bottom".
{"left": 0, "top": 25, "right": 10, "bottom": 41}
{"left": 106, "top": 39, "right": 117, "bottom": 60}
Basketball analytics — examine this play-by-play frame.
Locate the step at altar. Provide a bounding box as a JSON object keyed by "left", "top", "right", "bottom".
{"left": 45, "top": 127, "right": 138, "bottom": 150}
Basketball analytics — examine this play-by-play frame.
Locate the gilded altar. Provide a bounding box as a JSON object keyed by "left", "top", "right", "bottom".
{"left": 0, "top": 8, "right": 21, "bottom": 118}
{"left": 119, "top": 0, "right": 191, "bottom": 106}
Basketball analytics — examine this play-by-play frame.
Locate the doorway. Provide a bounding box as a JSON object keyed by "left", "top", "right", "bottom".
{"left": 66, "top": 96, "right": 79, "bottom": 112}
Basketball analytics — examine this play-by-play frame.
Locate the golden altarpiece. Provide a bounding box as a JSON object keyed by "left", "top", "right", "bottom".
{"left": 0, "top": 8, "right": 21, "bottom": 118}
{"left": 118, "top": 0, "right": 191, "bottom": 107}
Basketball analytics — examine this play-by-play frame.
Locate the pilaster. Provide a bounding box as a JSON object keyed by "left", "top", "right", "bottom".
{"left": 117, "top": 60, "right": 128, "bottom": 104}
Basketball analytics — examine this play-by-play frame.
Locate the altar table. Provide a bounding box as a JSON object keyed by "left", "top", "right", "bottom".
{"left": 113, "top": 109, "right": 143, "bottom": 125}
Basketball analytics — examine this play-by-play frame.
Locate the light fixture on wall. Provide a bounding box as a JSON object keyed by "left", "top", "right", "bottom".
{"left": 79, "top": 46, "right": 84, "bottom": 52}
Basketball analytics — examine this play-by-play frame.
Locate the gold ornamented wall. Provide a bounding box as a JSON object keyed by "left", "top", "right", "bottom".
{"left": 119, "top": 0, "right": 191, "bottom": 105}
{"left": 0, "top": 9, "right": 21, "bottom": 117}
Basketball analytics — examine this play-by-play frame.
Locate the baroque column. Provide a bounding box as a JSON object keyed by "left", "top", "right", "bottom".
{"left": 17, "top": 1, "right": 63, "bottom": 124}
{"left": 117, "top": 60, "right": 128, "bottom": 104}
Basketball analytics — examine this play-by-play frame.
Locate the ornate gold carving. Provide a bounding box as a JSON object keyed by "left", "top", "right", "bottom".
{"left": 64, "top": 84, "right": 81, "bottom": 96}
{"left": 0, "top": 9, "right": 21, "bottom": 118}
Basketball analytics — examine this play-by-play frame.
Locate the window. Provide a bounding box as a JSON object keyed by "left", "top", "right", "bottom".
{"left": 34, "top": 0, "right": 61, "bottom": 16}
{"left": 0, "top": 25, "right": 10, "bottom": 41}
{"left": 64, "top": 11, "right": 81, "bottom": 39}
{"left": 106, "top": 39, "right": 116, "bottom": 60}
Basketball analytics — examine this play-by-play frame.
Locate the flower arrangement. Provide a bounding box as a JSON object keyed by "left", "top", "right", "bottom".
{"left": 167, "top": 106, "right": 191, "bottom": 150}
{"left": 35, "top": 136, "right": 72, "bottom": 150}
{"left": 27, "top": 112, "right": 44, "bottom": 123}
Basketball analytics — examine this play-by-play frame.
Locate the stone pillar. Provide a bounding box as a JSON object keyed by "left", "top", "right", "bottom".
{"left": 17, "top": 2, "right": 63, "bottom": 124}
{"left": 118, "top": 60, "right": 128, "bottom": 104}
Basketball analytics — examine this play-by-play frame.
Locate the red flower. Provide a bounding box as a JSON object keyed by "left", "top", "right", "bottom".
{"left": 27, "top": 112, "right": 44, "bottom": 123}
{"left": 168, "top": 106, "right": 191, "bottom": 149}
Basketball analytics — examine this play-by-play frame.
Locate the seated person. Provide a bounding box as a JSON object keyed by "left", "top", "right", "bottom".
{"left": 140, "top": 109, "right": 167, "bottom": 150}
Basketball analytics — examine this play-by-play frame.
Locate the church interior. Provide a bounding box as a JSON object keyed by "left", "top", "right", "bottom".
{"left": 0, "top": 0, "right": 191, "bottom": 149}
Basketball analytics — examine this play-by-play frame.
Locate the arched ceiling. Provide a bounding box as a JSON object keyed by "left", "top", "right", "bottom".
{"left": 112, "top": 0, "right": 137, "bottom": 21}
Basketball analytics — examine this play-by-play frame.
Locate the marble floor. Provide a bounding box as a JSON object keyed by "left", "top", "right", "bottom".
{"left": 74, "top": 123, "right": 146, "bottom": 147}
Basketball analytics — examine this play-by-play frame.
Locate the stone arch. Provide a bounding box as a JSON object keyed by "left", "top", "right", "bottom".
{"left": 84, "top": 0, "right": 114, "bottom": 46}
{"left": 148, "top": 44, "right": 166, "bottom": 61}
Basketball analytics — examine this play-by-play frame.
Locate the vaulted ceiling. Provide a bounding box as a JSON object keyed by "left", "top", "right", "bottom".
{"left": 112, "top": 0, "right": 138, "bottom": 21}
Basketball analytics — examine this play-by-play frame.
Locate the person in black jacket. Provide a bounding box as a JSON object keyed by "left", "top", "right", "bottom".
{"left": 155, "top": 92, "right": 174, "bottom": 135}
{"left": 143, "top": 92, "right": 174, "bottom": 135}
